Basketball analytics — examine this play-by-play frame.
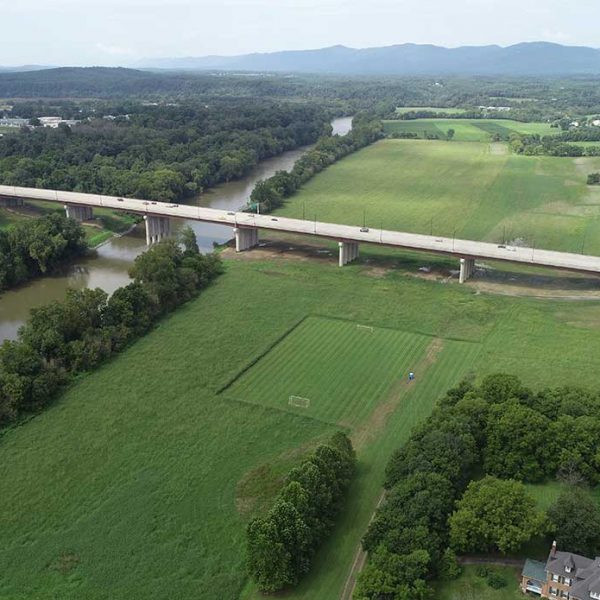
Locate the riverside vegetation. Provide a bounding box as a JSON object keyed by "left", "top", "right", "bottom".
{"left": 0, "top": 212, "right": 87, "bottom": 291}
{"left": 0, "top": 227, "right": 222, "bottom": 427}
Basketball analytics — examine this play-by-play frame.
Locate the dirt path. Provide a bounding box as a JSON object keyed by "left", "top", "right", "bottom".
{"left": 340, "top": 490, "right": 386, "bottom": 600}
{"left": 350, "top": 337, "right": 444, "bottom": 451}
{"left": 459, "top": 556, "right": 525, "bottom": 567}
{"left": 340, "top": 337, "right": 444, "bottom": 599}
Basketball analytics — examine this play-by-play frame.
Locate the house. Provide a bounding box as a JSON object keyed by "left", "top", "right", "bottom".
{"left": 521, "top": 542, "right": 600, "bottom": 599}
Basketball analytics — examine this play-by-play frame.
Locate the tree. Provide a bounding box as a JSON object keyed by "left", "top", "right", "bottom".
{"left": 440, "top": 548, "right": 462, "bottom": 580}
{"left": 246, "top": 500, "right": 310, "bottom": 592}
{"left": 548, "top": 488, "right": 600, "bottom": 556}
{"left": 354, "top": 547, "right": 431, "bottom": 600}
{"left": 484, "top": 400, "right": 552, "bottom": 482}
{"left": 447, "top": 128, "right": 455, "bottom": 140}
{"left": 449, "top": 476, "right": 545, "bottom": 554}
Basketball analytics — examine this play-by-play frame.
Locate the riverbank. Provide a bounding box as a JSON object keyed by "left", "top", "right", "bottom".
{"left": 0, "top": 117, "right": 353, "bottom": 341}
{"left": 3, "top": 256, "right": 600, "bottom": 599}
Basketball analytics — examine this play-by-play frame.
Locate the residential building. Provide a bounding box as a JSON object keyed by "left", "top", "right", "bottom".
{"left": 521, "top": 542, "right": 600, "bottom": 599}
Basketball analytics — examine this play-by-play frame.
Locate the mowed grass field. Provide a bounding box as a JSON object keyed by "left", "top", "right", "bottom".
{"left": 383, "top": 118, "right": 556, "bottom": 141}
{"left": 4, "top": 254, "right": 600, "bottom": 599}
{"left": 227, "top": 317, "right": 431, "bottom": 426}
{"left": 274, "top": 139, "right": 600, "bottom": 256}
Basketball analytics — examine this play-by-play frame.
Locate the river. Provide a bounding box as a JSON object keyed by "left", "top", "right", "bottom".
{"left": 0, "top": 117, "right": 353, "bottom": 340}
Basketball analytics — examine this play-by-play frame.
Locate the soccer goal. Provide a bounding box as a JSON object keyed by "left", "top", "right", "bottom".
{"left": 289, "top": 395, "right": 311, "bottom": 408}
{"left": 356, "top": 324, "right": 374, "bottom": 333}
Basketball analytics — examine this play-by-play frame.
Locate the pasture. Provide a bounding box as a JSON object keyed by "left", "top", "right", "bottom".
{"left": 3, "top": 253, "right": 600, "bottom": 599}
{"left": 383, "top": 118, "right": 556, "bottom": 141}
{"left": 273, "top": 139, "right": 600, "bottom": 256}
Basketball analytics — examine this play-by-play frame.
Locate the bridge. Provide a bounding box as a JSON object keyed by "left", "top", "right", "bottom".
{"left": 2, "top": 184, "right": 600, "bottom": 283}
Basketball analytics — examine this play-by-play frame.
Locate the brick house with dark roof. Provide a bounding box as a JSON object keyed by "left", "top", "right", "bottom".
{"left": 521, "top": 542, "right": 600, "bottom": 599}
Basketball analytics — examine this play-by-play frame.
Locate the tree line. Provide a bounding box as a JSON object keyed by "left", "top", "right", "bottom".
{"left": 0, "top": 101, "right": 332, "bottom": 202}
{"left": 509, "top": 129, "right": 600, "bottom": 157}
{"left": 0, "top": 228, "right": 222, "bottom": 427}
{"left": 0, "top": 213, "right": 87, "bottom": 291}
{"left": 248, "top": 112, "right": 384, "bottom": 213}
{"left": 355, "top": 374, "right": 600, "bottom": 599}
{"left": 246, "top": 432, "right": 355, "bottom": 592}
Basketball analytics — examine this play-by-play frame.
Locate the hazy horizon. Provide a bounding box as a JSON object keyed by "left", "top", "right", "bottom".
{"left": 1, "top": 0, "right": 600, "bottom": 67}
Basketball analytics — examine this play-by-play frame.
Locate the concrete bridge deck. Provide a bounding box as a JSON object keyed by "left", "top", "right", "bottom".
{"left": 2, "top": 184, "right": 600, "bottom": 279}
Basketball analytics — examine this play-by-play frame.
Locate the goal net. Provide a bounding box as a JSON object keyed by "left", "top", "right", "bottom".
{"left": 289, "top": 395, "right": 311, "bottom": 408}
{"left": 356, "top": 324, "right": 374, "bottom": 333}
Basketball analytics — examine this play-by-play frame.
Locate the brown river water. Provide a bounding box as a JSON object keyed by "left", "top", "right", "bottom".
{"left": 0, "top": 117, "right": 353, "bottom": 340}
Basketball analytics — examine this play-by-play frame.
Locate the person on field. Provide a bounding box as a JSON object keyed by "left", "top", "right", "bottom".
{"left": 408, "top": 371, "right": 415, "bottom": 381}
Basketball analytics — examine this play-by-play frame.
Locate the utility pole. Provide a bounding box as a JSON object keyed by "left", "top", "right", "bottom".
{"left": 302, "top": 202, "right": 306, "bottom": 220}
{"left": 430, "top": 217, "right": 433, "bottom": 236}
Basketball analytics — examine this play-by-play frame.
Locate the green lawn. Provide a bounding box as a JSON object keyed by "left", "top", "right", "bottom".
{"left": 273, "top": 139, "right": 600, "bottom": 255}
{"left": 526, "top": 481, "right": 600, "bottom": 511}
{"left": 4, "top": 253, "right": 600, "bottom": 598}
{"left": 383, "top": 118, "right": 556, "bottom": 141}
{"left": 435, "top": 565, "right": 523, "bottom": 600}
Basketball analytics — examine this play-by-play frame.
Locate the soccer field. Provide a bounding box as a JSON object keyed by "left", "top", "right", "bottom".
{"left": 226, "top": 317, "right": 429, "bottom": 425}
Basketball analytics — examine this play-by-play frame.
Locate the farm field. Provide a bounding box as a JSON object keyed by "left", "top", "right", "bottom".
{"left": 3, "top": 254, "right": 600, "bottom": 599}
{"left": 273, "top": 139, "right": 600, "bottom": 256}
{"left": 383, "top": 118, "right": 556, "bottom": 141}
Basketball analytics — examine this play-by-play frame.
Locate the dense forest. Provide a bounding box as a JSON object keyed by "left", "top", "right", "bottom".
{"left": 0, "top": 213, "right": 87, "bottom": 291}
{"left": 2, "top": 68, "right": 600, "bottom": 117}
{"left": 0, "top": 229, "right": 222, "bottom": 426}
{"left": 355, "top": 375, "right": 600, "bottom": 599}
{"left": 0, "top": 101, "right": 332, "bottom": 201}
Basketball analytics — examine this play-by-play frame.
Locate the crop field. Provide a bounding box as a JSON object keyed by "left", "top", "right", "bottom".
{"left": 273, "top": 139, "right": 600, "bottom": 256}
{"left": 383, "top": 118, "right": 556, "bottom": 141}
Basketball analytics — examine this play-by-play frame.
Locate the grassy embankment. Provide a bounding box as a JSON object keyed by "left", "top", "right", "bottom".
{"left": 3, "top": 252, "right": 600, "bottom": 599}
{"left": 0, "top": 200, "right": 138, "bottom": 246}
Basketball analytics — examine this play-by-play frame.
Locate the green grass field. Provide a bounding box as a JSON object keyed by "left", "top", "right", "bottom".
{"left": 4, "top": 253, "right": 600, "bottom": 599}
{"left": 273, "top": 139, "right": 600, "bottom": 256}
{"left": 434, "top": 565, "right": 523, "bottom": 600}
{"left": 383, "top": 118, "right": 556, "bottom": 141}
{"left": 226, "top": 316, "right": 433, "bottom": 426}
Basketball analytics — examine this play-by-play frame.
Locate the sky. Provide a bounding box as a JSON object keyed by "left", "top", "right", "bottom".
{"left": 1, "top": 0, "right": 600, "bottom": 66}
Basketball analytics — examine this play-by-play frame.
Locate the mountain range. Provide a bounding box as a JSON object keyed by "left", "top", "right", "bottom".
{"left": 140, "top": 42, "right": 600, "bottom": 76}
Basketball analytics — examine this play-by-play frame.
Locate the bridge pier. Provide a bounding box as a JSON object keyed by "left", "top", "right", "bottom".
{"left": 234, "top": 227, "right": 259, "bottom": 252}
{"left": 459, "top": 257, "right": 476, "bottom": 283}
{"left": 338, "top": 241, "right": 359, "bottom": 266}
{"left": 64, "top": 204, "right": 93, "bottom": 222}
{"left": 144, "top": 215, "right": 171, "bottom": 245}
{"left": 0, "top": 196, "right": 24, "bottom": 208}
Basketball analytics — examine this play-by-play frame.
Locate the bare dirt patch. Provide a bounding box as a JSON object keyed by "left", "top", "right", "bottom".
{"left": 351, "top": 338, "right": 444, "bottom": 452}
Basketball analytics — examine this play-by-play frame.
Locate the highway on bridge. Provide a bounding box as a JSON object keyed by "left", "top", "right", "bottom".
{"left": 2, "top": 184, "right": 600, "bottom": 278}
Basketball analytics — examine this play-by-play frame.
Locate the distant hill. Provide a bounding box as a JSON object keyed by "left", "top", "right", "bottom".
{"left": 141, "top": 42, "right": 600, "bottom": 75}
{"left": 0, "top": 67, "right": 183, "bottom": 97}
{"left": 0, "top": 65, "right": 51, "bottom": 73}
